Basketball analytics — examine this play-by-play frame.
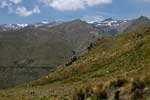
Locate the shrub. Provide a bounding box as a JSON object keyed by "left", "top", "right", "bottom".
{"left": 114, "top": 90, "right": 120, "bottom": 100}
{"left": 107, "top": 78, "right": 128, "bottom": 89}
{"left": 72, "top": 84, "right": 107, "bottom": 100}
{"left": 130, "top": 78, "right": 145, "bottom": 92}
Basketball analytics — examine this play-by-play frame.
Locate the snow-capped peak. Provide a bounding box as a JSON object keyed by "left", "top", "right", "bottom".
{"left": 41, "top": 21, "right": 49, "bottom": 24}
{"left": 17, "top": 24, "right": 28, "bottom": 28}
{"left": 89, "top": 18, "right": 128, "bottom": 27}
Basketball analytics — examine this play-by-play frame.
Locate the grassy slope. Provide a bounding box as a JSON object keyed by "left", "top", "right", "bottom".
{"left": 0, "top": 27, "right": 150, "bottom": 100}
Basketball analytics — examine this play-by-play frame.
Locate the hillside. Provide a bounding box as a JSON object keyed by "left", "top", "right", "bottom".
{"left": 0, "top": 27, "right": 150, "bottom": 100}
{"left": 0, "top": 19, "right": 102, "bottom": 88}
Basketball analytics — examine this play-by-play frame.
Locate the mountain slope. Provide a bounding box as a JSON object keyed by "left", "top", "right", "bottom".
{"left": 0, "top": 19, "right": 102, "bottom": 88}
{"left": 124, "top": 16, "right": 150, "bottom": 32}
{"left": 0, "top": 27, "right": 150, "bottom": 100}
{"left": 0, "top": 19, "right": 101, "bottom": 67}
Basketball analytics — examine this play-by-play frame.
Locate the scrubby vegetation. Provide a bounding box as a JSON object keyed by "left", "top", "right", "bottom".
{"left": 0, "top": 27, "right": 150, "bottom": 100}
{"left": 73, "top": 75, "right": 150, "bottom": 100}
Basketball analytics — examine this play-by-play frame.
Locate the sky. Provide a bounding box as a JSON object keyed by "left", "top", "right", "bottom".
{"left": 0, "top": 0, "right": 150, "bottom": 24}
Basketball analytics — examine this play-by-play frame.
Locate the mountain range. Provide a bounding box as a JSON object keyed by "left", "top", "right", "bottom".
{"left": 0, "top": 18, "right": 150, "bottom": 100}
{"left": 1, "top": 16, "right": 150, "bottom": 35}
{"left": 0, "top": 16, "right": 150, "bottom": 100}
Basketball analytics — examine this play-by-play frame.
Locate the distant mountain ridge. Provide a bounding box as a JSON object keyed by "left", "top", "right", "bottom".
{"left": 89, "top": 16, "right": 150, "bottom": 35}
{"left": 88, "top": 18, "right": 128, "bottom": 27}
{"left": 1, "top": 16, "right": 150, "bottom": 34}
{"left": 0, "top": 21, "right": 63, "bottom": 31}
{"left": 89, "top": 18, "right": 129, "bottom": 35}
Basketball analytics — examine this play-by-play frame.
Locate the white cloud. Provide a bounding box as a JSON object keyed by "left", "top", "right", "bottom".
{"left": 15, "top": 6, "right": 40, "bottom": 17}
{"left": 50, "top": 0, "right": 85, "bottom": 11}
{"left": 0, "top": 1, "right": 11, "bottom": 8}
{"left": 0, "top": 0, "right": 112, "bottom": 16}
{"left": 0, "top": 0, "right": 41, "bottom": 16}
{"left": 85, "top": 0, "right": 112, "bottom": 6}
{"left": 0, "top": 1, "right": 14, "bottom": 13}
{"left": 33, "top": 6, "right": 41, "bottom": 13}
{"left": 39, "top": 0, "right": 112, "bottom": 11}
{"left": 9, "top": 0, "right": 22, "bottom": 4}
